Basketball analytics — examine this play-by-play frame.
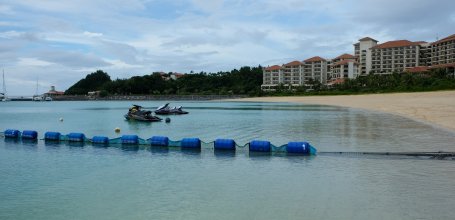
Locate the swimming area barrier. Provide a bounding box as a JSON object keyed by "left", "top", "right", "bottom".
{"left": 1, "top": 129, "right": 317, "bottom": 155}
{"left": 2, "top": 129, "right": 455, "bottom": 159}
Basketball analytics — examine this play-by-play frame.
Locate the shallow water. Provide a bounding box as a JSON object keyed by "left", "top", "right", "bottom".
{"left": 1, "top": 101, "right": 454, "bottom": 220}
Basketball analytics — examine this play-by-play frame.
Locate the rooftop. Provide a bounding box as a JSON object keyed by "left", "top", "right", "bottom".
{"left": 359, "top": 37, "right": 378, "bottom": 42}
{"left": 405, "top": 66, "right": 430, "bottom": 73}
{"left": 284, "top": 60, "right": 303, "bottom": 67}
{"left": 334, "top": 53, "right": 355, "bottom": 60}
{"left": 333, "top": 60, "right": 358, "bottom": 66}
{"left": 432, "top": 33, "right": 455, "bottom": 45}
{"left": 264, "top": 65, "right": 282, "bottom": 71}
{"left": 304, "top": 56, "right": 326, "bottom": 62}
{"left": 371, "top": 40, "right": 423, "bottom": 49}
{"left": 327, "top": 78, "right": 345, "bottom": 85}
{"left": 430, "top": 62, "right": 455, "bottom": 69}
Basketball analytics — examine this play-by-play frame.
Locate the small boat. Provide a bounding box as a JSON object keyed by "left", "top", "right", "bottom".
{"left": 155, "top": 103, "right": 189, "bottom": 115}
{"left": 33, "top": 79, "right": 42, "bottom": 101}
{"left": 33, "top": 96, "right": 43, "bottom": 101}
{"left": 45, "top": 96, "right": 53, "bottom": 101}
{"left": 125, "top": 105, "right": 162, "bottom": 122}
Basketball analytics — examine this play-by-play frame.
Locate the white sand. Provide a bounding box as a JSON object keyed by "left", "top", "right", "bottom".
{"left": 227, "top": 91, "right": 455, "bottom": 132}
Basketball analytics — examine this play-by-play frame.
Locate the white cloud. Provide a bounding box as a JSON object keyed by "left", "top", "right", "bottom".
{"left": 83, "top": 31, "right": 103, "bottom": 38}
{"left": 2, "top": 0, "right": 455, "bottom": 95}
{"left": 17, "top": 58, "right": 54, "bottom": 67}
{"left": 104, "top": 59, "right": 143, "bottom": 69}
{"left": 0, "top": 31, "right": 23, "bottom": 39}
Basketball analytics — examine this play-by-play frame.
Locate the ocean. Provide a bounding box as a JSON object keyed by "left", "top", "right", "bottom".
{"left": 1, "top": 101, "right": 454, "bottom": 219}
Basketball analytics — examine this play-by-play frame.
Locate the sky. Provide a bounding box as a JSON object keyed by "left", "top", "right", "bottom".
{"left": 1, "top": 0, "right": 454, "bottom": 95}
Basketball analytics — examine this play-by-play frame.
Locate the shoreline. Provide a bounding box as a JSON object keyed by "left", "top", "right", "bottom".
{"left": 8, "top": 94, "right": 247, "bottom": 101}
{"left": 226, "top": 91, "right": 455, "bottom": 133}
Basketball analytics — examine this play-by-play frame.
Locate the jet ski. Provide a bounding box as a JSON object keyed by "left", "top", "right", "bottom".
{"left": 155, "top": 103, "right": 189, "bottom": 115}
{"left": 125, "top": 105, "right": 162, "bottom": 122}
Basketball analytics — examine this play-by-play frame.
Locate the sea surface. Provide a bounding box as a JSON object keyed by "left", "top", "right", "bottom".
{"left": 0, "top": 101, "right": 454, "bottom": 220}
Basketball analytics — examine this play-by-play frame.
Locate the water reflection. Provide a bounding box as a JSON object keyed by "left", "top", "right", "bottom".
{"left": 121, "top": 144, "right": 139, "bottom": 152}
{"left": 4, "top": 138, "right": 19, "bottom": 144}
{"left": 125, "top": 120, "right": 154, "bottom": 132}
{"left": 180, "top": 148, "right": 201, "bottom": 157}
{"left": 149, "top": 146, "right": 169, "bottom": 155}
{"left": 92, "top": 143, "right": 109, "bottom": 148}
{"left": 66, "top": 142, "right": 85, "bottom": 148}
{"left": 21, "top": 139, "right": 38, "bottom": 146}
{"left": 283, "top": 154, "right": 316, "bottom": 164}
{"left": 248, "top": 151, "right": 272, "bottom": 160}
{"left": 214, "top": 149, "right": 236, "bottom": 158}
{"left": 44, "top": 140, "right": 60, "bottom": 147}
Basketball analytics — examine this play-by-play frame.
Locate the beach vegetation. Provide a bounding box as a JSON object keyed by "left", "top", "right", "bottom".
{"left": 65, "top": 67, "right": 455, "bottom": 97}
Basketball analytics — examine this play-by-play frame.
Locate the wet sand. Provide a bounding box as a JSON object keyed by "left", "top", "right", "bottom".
{"left": 228, "top": 91, "right": 455, "bottom": 132}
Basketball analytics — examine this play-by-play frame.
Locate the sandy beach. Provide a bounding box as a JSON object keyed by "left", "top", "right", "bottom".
{"left": 230, "top": 91, "right": 455, "bottom": 132}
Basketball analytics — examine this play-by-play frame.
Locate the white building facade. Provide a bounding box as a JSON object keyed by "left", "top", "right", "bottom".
{"left": 261, "top": 33, "right": 455, "bottom": 90}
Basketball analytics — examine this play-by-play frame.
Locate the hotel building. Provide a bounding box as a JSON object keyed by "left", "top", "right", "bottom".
{"left": 261, "top": 65, "right": 282, "bottom": 91}
{"left": 303, "top": 56, "right": 328, "bottom": 84}
{"left": 282, "top": 60, "right": 304, "bottom": 86}
{"left": 370, "top": 40, "right": 427, "bottom": 74}
{"left": 430, "top": 34, "right": 455, "bottom": 68}
{"left": 330, "top": 53, "right": 358, "bottom": 81}
{"left": 261, "top": 33, "right": 455, "bottom": 90}
{"left": 354, "top": 37, "right": 378, "bottom": 75}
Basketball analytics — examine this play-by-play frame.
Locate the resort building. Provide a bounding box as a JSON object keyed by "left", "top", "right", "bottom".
{"left": 261, "top": 65, "right": 282, "bottom": 91}
{"left": 370, "top": 40, "right": 427, "bottom": 74}
{"left": 330, "top": 53, "right": 358, "bottom": 80}
{"left": 282, "top": 60, "right": 304, "bottom": 86}
{"left": 303, "top": 56, "right": 328, "bottom": 84}
{"left": 430, "top": 34, "right": 455, "bottom": 68}
{"left": 419, "top": 42, "right": 431, "bottom": 67}
{"left": 44, "top": 86, "right": 65, "bottom": 97}
{"left": 261, "top": 32, "right": 455, "bottom": 91}
{"left": 354, "top": 37, "right": 378, "bottom": 75}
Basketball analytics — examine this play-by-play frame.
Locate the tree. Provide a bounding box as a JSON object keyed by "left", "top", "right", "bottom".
{"left": 65, "top": 70, "right": 111, "bottom": 95}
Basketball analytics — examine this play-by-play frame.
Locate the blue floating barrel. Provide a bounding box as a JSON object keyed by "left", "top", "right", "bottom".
{"left": 181, "top": 138, "right": 201, "bottom": 149}
{"left": 92, "top": 136, "right": 109, "bottom": 144}
{"left": 286, "top": 142, "right": 311, "bottom": 154}
{"left": 150, "top": 136, "right": 169, "bottom": 146}
{"left": 121, "top": 135, "right": 139, "bottom": 144}
{"left": 4, "top": 129, "right": 20, "bottom": 138}
{"left": 22, "top": 130, "right": 38, "bottom": 139}
{"left": 45, "top": 132, "right": 61, "bottom": 141}
{"left": 67, "top": 133, "right": 85, "bottom": 142}
{"left": 249, "top": 140, "right": 271, "bottom": 152}
{"left": 214, "top": 139, "right": 236, "bottom": 151}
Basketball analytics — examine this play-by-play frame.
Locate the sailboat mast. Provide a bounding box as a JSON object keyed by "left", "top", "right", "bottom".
{"left": 2, "top": 69, "right": 5, "bottom": 95}
{"left": 35, "top": 77, "right": 39, "bottom": 96}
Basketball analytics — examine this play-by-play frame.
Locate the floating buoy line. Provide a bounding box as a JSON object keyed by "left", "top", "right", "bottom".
{"left": 1, "top": 129, "right": 316, "bottom": 155}
{"left": 2, "top": 129, "right": 454, "bottom": 159}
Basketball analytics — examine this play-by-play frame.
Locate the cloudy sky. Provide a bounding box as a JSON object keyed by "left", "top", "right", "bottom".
{"left": 1, "top": 0, "right": 454, "bottom": 95}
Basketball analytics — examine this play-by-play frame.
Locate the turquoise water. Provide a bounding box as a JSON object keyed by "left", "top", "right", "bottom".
{"left": 1, "top": 101, "right": 455, "bottom": 219}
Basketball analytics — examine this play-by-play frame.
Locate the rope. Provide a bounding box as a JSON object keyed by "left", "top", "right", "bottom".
{"left": 318, "top": 151, "right": 455, "bottom": 159}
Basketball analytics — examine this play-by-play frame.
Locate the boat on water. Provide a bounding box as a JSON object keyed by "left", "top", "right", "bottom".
{"left": 32, "top": 78, "right": 48, "bottom": 101}
{"left": 124, "top": 105, "right": 162, "bottom": 122}
{"left": 155, "top": 103, "right": 189, "bottom": 115}
{"left": 45, "top": 96, "right": 52, "bottom": 101}
{"left": 32, "top": 96, "right": 43, "bottom": 101}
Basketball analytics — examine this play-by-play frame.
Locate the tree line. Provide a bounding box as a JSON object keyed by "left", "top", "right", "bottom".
{"left": 65, "top": 66, "right": 264, "bottom": 96}
{"left": 65, "top": 67, "right": 455, "bottom": 97}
